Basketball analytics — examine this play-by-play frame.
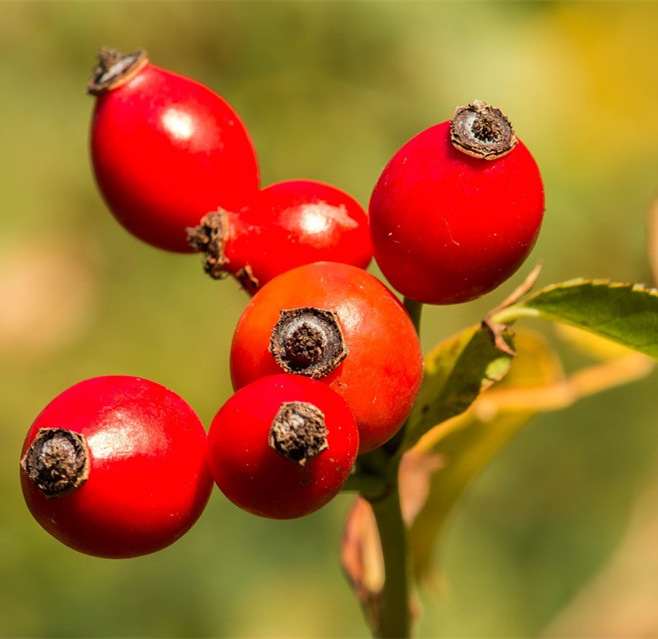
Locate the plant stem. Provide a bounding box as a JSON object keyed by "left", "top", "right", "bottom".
{"left": 489, "top": 304, "right": 540, "bottom": 325}
{"left": 345, "top": 296, "right": 422, "bottom": 638}
{"left": 341, "top": 469, "right": 388, "bottom": 499}
{"left": 403, "top": 297, "right": 424, "bottom": 334}
{"left": 369, "top": 485, "right": 413, "bottom": 638}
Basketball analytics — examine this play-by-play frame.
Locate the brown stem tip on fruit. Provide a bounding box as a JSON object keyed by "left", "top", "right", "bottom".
{"left": 450, "top": 99, "right": 518, "bottom": 160}
{"left": 269, "top": 307, "right": 348, "bottom": 379}
{"left": 87, "top": 47, "right": 149, "bottom": 96}
{"left": 235, "top": 265, "right": 260, "bottom": 295}
{"left": 20, "top": 428, "right": 90, "bottom": 498}
{"left": 186, "top": 210, "right": 230, "bottom": 279}
{"left": 269, "top": 401, "right": 329, "bottom": 466}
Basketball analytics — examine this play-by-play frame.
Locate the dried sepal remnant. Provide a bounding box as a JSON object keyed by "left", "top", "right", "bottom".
{"left": 269, "top": 401, "right": 329, "bottom": 466}
{"left": 87, "top": 47, "right": 149, "bottom": 96}
{"left": 235, "top": 265, "right": 260, "bottom": 295}
{"left": 186, "top": 210, "right": 230, "bottom": 280}
{"left": 450, "top": 99, "right": 518, "bottom": 160}
{"left": 269, "top": 307, "right": 348, "bottom": 378}
{"left": 21, "top": 428, "right": 90, "bottom": 498}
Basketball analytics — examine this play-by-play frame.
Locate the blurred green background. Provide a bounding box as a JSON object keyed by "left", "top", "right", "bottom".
{"left": 2, "top": 2, "right": 658, "bottom": 637}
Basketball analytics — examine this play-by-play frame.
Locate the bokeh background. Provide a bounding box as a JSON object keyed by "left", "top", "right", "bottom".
{"left": 2, "top": 2, "right": 658, "bottom": 637}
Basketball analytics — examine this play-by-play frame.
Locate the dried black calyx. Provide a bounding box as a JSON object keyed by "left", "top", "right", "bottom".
{"left": 186, "top": 210, "right": 229, "bottom": 280}
{"left": 269, "top": 307, "right": 348, "bottom": 379}
{"left": 20, "top": 428, "right": 90, "bottom": 498}
{"left": 87, "top": 47, "right": 148, "bottom": 96}
{"left": 450, "top": 99, "right": 518, "bottom": 160}
{"left": 269, "top": 401, "right": 328, "bottom": 466}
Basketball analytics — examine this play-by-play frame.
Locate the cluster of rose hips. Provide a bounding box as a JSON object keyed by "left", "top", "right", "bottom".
{"left": 19, "top": 49, "right": 544, "bottom": 559}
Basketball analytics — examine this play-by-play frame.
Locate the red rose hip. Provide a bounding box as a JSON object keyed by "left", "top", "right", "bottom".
{"left": 20, "top": 376, "right": 214, "bottom": 558}
{"left": 369, "top": 100, "right": 545, "bottom": 305}
{"left": 229, "top": 262, "right": 424, "bottom": 453}
{"left": 88, "top": 48, "right": 259, "bottom": 252}
{"left": 187, "top": 179, "right": 372, "bottom": 294}
{"left": 208, "top": 374, "right": 359, "bottom": 519}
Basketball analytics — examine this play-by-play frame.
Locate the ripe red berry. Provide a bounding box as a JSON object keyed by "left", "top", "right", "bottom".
{"left": 369, "top": 100, "right": 545, "bottom": 305}
{"left": 208, "top": 374, "right": 359, "bottom": 519}
{"left": 19, "top": 376, "right": 213, "bottom": 558}
{"left": 230, "top": 262, "right": 424, "bottom": 453}
{"left": 187, "top": 179, "right": 373, "bottom": 294}
{"left": 88, "top": 48, "right": 259, "bottom": 253}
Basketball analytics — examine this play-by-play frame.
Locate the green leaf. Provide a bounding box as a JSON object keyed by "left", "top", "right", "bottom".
{"left": 495, "top": 279, "right": 658, "bottom": 359}
{"left": 401, "top": 323, "right": 515, "bottom": 453}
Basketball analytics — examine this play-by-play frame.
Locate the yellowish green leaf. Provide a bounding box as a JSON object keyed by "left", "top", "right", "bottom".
{"left": 404, "top": 329, "right": 654, "bottom": 585}
{"left": 402, "top": 323, "right": 514, "bottom": 453}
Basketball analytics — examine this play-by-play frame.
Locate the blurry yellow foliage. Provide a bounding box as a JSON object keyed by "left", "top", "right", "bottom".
{"left": 550, "top": 3, "right": 658, "bottom": 173}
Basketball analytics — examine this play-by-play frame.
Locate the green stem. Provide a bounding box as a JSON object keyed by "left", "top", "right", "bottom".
{"left": 369, "top": 486, "right": 413, "bottom": 638}
{"left": 341, "top": 469, "right": 388, "bottom": 499}
{"left": 345, "top": 297, "right": 422, "bottom": 637}
{"left": 403, "top": 297, "right": 424, "bottom": 334}
{"left": 489, "top": 304, "right": 540, "bottom": 326}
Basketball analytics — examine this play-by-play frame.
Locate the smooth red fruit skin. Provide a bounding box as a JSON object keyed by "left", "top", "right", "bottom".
{"left": 20, "top": 376, "right": 213, "bottom": 559}
{"left": 90, "top": 62, "right": 259, "bottom": 252}
{"left": 230, "top": 263, "right": 424, "bottom": 453}
{"left": 369, "top": 120, "right": 545, "bottom": 304}
{"left": 208, "top": 374, "right": 359, "bottom": 519}
{"left": 224, "top": 179, "right": 373, "bottom": 292}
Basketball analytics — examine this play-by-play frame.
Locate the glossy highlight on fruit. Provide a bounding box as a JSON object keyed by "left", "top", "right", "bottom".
{"left": 369, "top": 100, "right": 545, "bottom": 305}
{"left": 88, "top": 48, "right": 259, "bottom": 252}
{"left": 187, "top": 179, "right": 372, "bottom": 294}
{"left": 230, "top": 262, "right": 424, "bottom": 453}
{"left": 20, "top": 376, "right": 213, "bottom": 558}
{"left": 208, "top": 374, "right": 359, "bottom": 519}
